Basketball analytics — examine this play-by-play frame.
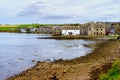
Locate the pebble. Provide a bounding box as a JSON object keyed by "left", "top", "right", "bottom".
{"left": 32, "top": 60, "right": 36, "bottom": 62}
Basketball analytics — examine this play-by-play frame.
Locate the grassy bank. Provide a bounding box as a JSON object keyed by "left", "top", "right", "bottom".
{"left": 99, "top": 59, "right": 120, "bottom": 80}
{"left": 0, "top": 25, "right": 18, "bottom": 32}
{"left": 7, "top": 40, "right": 120, "bottom": 80}
{"left": 0, "top": 27, "right": 18, "bottom": 32}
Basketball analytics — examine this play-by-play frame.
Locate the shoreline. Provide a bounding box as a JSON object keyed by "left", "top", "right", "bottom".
{"left": 38, "top": 36, "right": 95, "bottom": 40}
{"left": 7, "top": 40, "right": 120, "bottom": 80}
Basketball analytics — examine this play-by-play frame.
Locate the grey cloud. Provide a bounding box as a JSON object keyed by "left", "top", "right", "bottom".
{"left": 18, "top": 1, "right": 48, "bottom": 17}
{"left": 87, "top": 0, "right": 120, "bottom": 11}
{"left": 17, "top": 0, "right": 120, "bottom": 23}
{"left": 43, "top": 15, "right": 75, "bottom": 19}
{"left": 88, "top": 14, "right": 116, "bottom": 21}
{"left": 77, "top": 14, "right": 117, "bottom": 22}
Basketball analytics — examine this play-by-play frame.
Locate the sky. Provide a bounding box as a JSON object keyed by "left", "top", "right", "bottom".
{"left": 0, "top": 0, "right": 120, "bottom": 24}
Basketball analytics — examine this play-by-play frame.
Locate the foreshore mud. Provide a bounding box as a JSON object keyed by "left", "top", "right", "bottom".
{"left": 8, "top": 40, "right": 120, "bottom": 80}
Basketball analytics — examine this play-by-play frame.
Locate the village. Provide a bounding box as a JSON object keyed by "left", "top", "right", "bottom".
{"left": 52, "top": 22, "right": 120, "bottom": 37}
{"left": 1, "top": 22, "right": 119, "bottom": 37}
{"left": 2, "top": 0, "right": 120, "bottom": 79}
{"left": 1, "top": 23, "right": 120, "bottom": 80}
{"left": 18, "top": 22, "right": 120, "bottom": 39}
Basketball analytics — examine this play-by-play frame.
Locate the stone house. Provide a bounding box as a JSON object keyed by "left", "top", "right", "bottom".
{"left": 81, "top": 23, "right": 106, "bottom": 36}
{"left": 37, "top": 27, "right": 46, "bottom": 33}
{"left": 37, "top": 27, "right": 52, "bottom": 34}
{"left": 112, "top": 23, "right": 120, "bottom": 34}
{"left": 52, "top": 26, "right": 62, "bottom": 36}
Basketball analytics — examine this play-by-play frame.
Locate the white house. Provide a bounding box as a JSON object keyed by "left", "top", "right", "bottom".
{"left": 62, "top": 26, "right": 80, "bottom": 35}
{"left": 29, "top": 28, "right": 37, "bottom": 32}
{"left": 20, "top": 28, "right": 27, "bottom": 33}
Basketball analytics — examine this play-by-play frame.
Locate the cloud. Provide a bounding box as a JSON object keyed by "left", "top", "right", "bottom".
{"left": 43, "top": 15, "right": 75, "bottom": 19}
{"left": 1, "top": 0, "right": 120, "bottom": 24}
{"left": 18, "top": 1, "right": 49, "bottom": 17}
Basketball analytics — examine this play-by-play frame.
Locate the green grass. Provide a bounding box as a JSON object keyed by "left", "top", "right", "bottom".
{"left": 99, "top": 60, "right": 120, "bottom": 80}
{"left": 108, "top": 34, "right": 119, "bottom": 39}
{"left": 17, "top": 24, "right": 40, "bottom": 28}
{"left": 0, "top": 27, "right": 17, "bottom": 32}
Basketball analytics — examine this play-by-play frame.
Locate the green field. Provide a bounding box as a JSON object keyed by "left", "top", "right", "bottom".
{"left": 0, "top": 25, "right": 17, "bottom": 32}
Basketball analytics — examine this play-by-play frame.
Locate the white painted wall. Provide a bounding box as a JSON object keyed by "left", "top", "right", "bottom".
{"left": 62, "top": 30, "right": 80, "bottom": 35}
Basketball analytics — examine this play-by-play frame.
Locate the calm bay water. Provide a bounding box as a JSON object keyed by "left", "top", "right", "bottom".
{"left": 0, "top": 33, "right": 95, "bottom": 80}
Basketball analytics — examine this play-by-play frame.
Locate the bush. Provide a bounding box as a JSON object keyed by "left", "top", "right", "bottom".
{"left": 99, "top": 60, "right": 120, "bottom": 80}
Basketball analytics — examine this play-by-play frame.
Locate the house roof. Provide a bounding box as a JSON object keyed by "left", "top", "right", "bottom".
{"left": 88, "top": 23, "right": 106, "bottom": 28}
{"left": 62, "top": 26, "right": 80, "bottom": 30}
{"left": 91, "top": 23, "right": 106, "bottom": 28}
{"left": 54, "top": 26, "right": 62, "bottom": 30}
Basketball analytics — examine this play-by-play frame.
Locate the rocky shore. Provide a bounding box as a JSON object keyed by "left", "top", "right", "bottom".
{"left": 8, "top": 40, "right": 120, "bottom": 80}
{"left": 38, "top": 36, "right": 94, "bottom": 40}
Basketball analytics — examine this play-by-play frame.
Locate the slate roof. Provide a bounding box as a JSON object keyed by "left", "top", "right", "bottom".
{"left": 62, "top": 26, "right": 80, "bottom": 30}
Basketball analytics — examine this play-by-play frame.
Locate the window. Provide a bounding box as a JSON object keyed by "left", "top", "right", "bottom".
{"left": 94, "top": 32, "right": 95, "bottom": 35}
{"left": 89, "top": 28, "right": 91, "bottom": 31}
{"left": 97, "top": 32, "right": 98, "bottom": 35}
{"left": 101, "top": 29, "right": 102, "bottom": 31}
{"left": 69, "top": 32, "right": 72, "bottom": 35}
{"left": 96, "top": 29, "right": 98, "bottom": 31}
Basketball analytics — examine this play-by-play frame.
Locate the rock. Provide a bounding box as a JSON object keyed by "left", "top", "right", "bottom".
{"left": 63, "top": 70, "right": 67, "bottom": 73}
{"left": 32, "top": 60, "right": 36, "bottom": 62}
{"left": 49, "top": 74, "right": 59, "bottom": 80}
